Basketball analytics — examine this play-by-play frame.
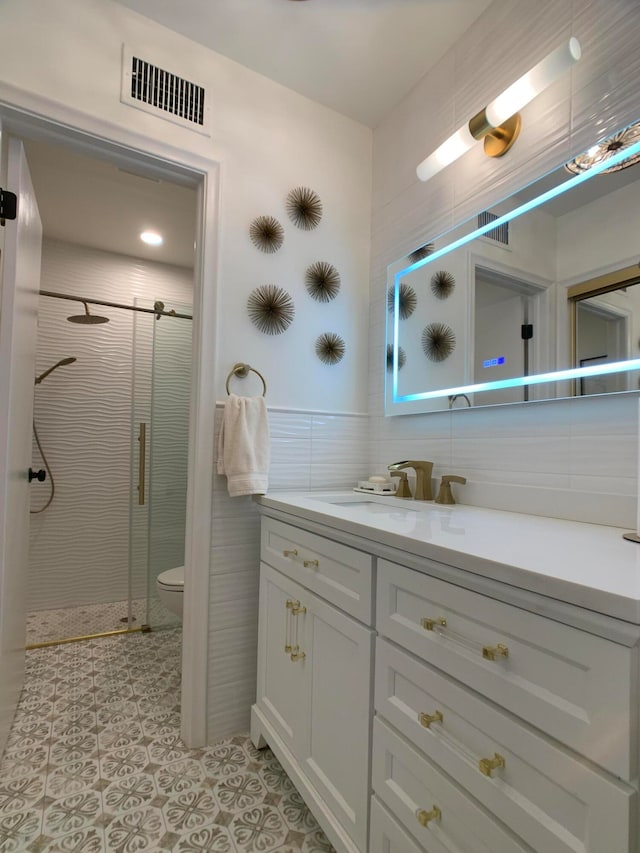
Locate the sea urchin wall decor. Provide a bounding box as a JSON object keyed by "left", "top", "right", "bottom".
{"left": 249, "top": 215, "right": 285, "bottom": 254}
{"left": 286, "top": 186, "right": 323, "bottom": 231}
{"left": 305, "top": 261, "right": 341, "bottom": 302}
{"left": 430, "top": 270, "right": 455, "bottom": 300}
{"left": 247, "top": 284, "right": 295, "bottom": 335}
{"left": 315, "top": 332, "right": 346, "bottom": 365}
{"left": 387, "top": 283, "right": 417, "bottom": 320}
{"left": 386, "top": 344, "right": 406, "bottom": 372}
{"left": 408, "top": 243, "right": 435, "bottom": 264}
{"left": 422, "top": 322, "right": 456, "bottom": 362}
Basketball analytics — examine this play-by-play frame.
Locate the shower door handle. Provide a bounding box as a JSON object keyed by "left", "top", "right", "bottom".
{"left": 137, "top": 423, "right": 146, "bottom": 505}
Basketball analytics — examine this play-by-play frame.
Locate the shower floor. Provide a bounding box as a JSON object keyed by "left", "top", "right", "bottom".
{"left": 26, "top": 597, "right": 173, "bottom": 646}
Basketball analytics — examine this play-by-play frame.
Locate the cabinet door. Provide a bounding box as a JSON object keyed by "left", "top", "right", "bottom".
{"left": 256, "top": 563, "right": 310, "bottom": 758}
{"left": 301, "top": 589, "right": 374, "bottom": 851}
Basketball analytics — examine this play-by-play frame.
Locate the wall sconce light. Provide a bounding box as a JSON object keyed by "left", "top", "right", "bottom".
{"left": 416, "top": 37, "right": 581, "bottom": 182}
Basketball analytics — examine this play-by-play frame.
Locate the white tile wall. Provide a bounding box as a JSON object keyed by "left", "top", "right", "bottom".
{"left": 370, "top": 0, "right": 640, "bottom": 530}
{"left": 29, "top": 239, "right": 193, "bottom": 613}
{"left": 207, "top": 404, "right": 369, "bottom": 742}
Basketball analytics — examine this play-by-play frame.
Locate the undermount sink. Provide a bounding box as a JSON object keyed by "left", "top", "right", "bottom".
{"left": 309, "top": 493, "right": 433, "bottom": 512}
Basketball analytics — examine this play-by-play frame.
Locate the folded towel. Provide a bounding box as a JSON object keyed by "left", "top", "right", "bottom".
{"left": 217, "top": 394, "right": 270, "bottom": 497}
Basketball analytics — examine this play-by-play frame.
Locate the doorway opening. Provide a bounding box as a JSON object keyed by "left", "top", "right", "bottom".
{"left": 22, "top": 138, "right": 197, "bottom": 647}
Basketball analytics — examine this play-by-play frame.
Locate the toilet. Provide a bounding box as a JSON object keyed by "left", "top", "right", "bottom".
{"left": 156, "top": 566, "right": 184, "bottom": 620}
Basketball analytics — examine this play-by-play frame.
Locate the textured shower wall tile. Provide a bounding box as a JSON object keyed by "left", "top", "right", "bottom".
{"left": 29, "top": 239, "right": 192, "bottom": 619}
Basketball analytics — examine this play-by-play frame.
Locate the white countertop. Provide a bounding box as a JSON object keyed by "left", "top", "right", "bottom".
{"left": 256, "top": 491, "right": 640, "bottom": 625}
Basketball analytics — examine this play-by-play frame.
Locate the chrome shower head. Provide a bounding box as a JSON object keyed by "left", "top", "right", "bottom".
{"left": 67, "top": 301, "right": 109, "bottom": 325}
{"left": 35, "top": 357, "right": 77, "bottom": 385}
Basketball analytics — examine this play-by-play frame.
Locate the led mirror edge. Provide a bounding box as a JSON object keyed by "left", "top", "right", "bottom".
{"left": 389, "top": 135, "right": 640, "bottom": 407}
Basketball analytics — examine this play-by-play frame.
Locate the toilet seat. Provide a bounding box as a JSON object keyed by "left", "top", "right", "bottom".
{"left": 157, "top": 566, "right": 184, "bottom": 590}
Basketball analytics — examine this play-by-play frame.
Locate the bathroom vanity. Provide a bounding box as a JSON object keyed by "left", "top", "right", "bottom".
{"left": 250, "top": 492, "right": 640, "bottom": 853}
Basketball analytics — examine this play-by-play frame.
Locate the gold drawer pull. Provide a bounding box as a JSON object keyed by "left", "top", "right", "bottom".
{"left": 416, "top": 806, "right": 441, "bottom": 827}
{"left": 285, "top": 599, "right": 294, "bottom": 653}
{"left": 418, "top": 710, "right": 443, "bottom": 729}
{"left": 482, "top": 643, "right": 509, "bottom": 661}
{"left": 290, "top": 647, "right": 306, "bottom": 662}
{"left": 421, "top": 617, "right": 447, "bottom": 631}
{"left": 479, "top": 752, "right": 505, "bottom": 777}
{"left": 283, "top": 549, "right": 298, "bottom": 558}
{"left": 303, "top": 559, "right": 319, "bottom": 568}
{"left": 292, "top": 603, "right": 307, "bottom": 616}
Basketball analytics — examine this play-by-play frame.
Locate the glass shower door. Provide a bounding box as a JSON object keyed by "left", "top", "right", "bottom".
{"left": 146, "top": 303, "right": 192, "bottom": 628}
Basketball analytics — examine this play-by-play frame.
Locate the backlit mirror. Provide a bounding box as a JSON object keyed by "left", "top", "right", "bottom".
{"left": 386, "top": 120, "right": 640, "bottom": 414}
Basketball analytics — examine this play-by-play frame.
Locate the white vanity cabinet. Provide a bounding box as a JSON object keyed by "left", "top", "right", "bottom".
{"left": 253, "top": 496, "right": 640, "bottom": 853}
{"left": 374, "top": 560, "right": 637, "bottom": 853}
{"left": 251, "top": 517, "right": 374, "bottom": 853}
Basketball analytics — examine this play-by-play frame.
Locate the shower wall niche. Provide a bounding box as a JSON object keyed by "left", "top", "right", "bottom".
{"left": 28, "top": 238, "right": 192, "bottom": 644}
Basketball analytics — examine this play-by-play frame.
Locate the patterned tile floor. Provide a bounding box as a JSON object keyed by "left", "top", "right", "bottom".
{"left": 0, "top": 629, "right": 335, "bottom": 852}
{"left": 26, "top": 599, "right": 176, "bottom": 647}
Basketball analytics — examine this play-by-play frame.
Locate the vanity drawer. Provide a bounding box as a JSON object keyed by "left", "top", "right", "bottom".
{"left": 370, "top": 797, "right": 424, "bottom": 853}
{"left": 261, "top": 517, "right": 373, "bottom": 624}
{"left": 377, "top": 559, "right": 634, "bottom": 779}
{"left": 372, "top": 717, "right": 532, "bottom": 853}
{"left": 375, "top": 637, "right": 635, "bottom": 853}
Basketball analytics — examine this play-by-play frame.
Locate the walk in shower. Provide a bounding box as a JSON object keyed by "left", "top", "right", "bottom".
{"left": 28, "top": 277, "right": 192, "bottom": 646}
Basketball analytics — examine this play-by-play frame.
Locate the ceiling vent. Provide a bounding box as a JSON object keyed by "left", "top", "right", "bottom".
{"left": 121, "top": 46, "right": 211, "bottom": 136}
{"left": 478, "top": 210, "right": 509, "bottom": 246}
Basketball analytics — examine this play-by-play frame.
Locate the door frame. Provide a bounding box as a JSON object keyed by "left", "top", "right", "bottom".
{"left": 0, "top": 81, "right": 219, "bottom": 747}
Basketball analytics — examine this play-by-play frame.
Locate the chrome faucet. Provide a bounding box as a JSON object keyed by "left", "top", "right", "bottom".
{"left": 388, "top": 460, "right": 434, "bottom": 501}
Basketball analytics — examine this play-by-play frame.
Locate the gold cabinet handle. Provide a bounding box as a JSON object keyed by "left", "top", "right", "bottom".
{"left": 303, "top": 559, "right": 319, "bottom": 568}
{"left": 416, "top": 806, "right": 441, "bottom": 827}
{"left": 292, "top": 603, "right": 307, "bottom": 616}
{"left": 421, "top": 617, "right": 447, "bottom": 631}
{"left": 283, "top": 549, "right": 298, "bottom": 558}
{"left": 482, "top": 643, "right": 509, "bottom": 661}
{"left": 479, "top": 752, "right": 505, "bottom": 777}
{"left": 290, "top": 647, "right": 306, "bottom": 662}
{"left": 418, "top": 710, "right": 443, "bottom": 729}
{"left": 284, "top": 599, "right": 294, "bottom": 653}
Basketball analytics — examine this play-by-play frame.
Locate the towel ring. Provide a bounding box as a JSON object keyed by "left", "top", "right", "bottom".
{"left": 225, "top": 362, "right": 267, "bottom": 396}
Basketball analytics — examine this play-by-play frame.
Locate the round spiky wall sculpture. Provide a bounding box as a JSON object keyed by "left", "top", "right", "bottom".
{"left": 408, "top": 243, "right": 435, "bottom": 264}
{"left": 422, "top": 322, "right": 456, "bottom": 362}
{"left": 387, "top": 283, "right": 417, "bottom": 320}
{"left": 305, "top": 261, "right": 341, "bottom": 302}
{"left": 249, "top": 215, "right": 285, "bottom": 253}
{"left": 247, "top": 285, "right": 295, "bottom": 335}
{"left": 286, "top": 186, "right": 323, "bottom": 230}
{"left": 430, "top": 270, "right": 455, "bottom": 300}
{"left": 386, "top": 344, "right": 406, "bottom": 372}
{"left": 315, "top": 332, "right": 346, "bottom": 365}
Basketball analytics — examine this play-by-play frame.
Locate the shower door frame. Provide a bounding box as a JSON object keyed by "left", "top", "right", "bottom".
{"left": 0, "top": 82, "right": 218, "bottom": 749}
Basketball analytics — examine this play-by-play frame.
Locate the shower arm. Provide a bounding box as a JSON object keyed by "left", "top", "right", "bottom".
{"left": 39, "top": 290, "right": 193, "bottom": 320}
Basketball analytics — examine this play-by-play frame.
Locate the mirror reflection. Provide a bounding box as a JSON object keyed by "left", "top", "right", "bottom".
{"left": 386, "top": 119, "right": 640, "bottom": 414}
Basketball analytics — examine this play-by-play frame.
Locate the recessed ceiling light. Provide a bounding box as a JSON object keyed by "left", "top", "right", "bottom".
{"left": 140, "top": 231, "right": 163, "bottom": 245}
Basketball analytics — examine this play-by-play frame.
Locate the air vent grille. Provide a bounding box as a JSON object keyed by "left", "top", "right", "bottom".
{"left": 121, "top": 46, "right": 210, "bottom": 136}
{"left": 478, "top": 210, "right": 509, "bottom": 246}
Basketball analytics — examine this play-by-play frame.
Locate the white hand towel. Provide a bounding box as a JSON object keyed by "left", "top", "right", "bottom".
{"left": 217, "top": 394, "right": 270, "bottom": 497}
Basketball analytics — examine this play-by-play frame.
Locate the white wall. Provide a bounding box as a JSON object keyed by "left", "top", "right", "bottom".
{"left": 29, "top": 239, "right": 193, "bottom": 614}
{"left": 371, "top": 0, "right": 640, "bottom": 528}
{"left": 0, "top": 0, "right": 372, "bottom": 413}
{"left": 0, "top": 0, "right": 373, "bottom": 742}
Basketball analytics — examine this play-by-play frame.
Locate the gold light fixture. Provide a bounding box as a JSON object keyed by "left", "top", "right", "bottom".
{"left": 416, "top": 38, "right": 581, "bottom": 182}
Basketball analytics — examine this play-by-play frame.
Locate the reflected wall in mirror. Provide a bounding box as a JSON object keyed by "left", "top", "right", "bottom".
{"left": 386, "top": 119, "right": 640, "bottom": 415}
